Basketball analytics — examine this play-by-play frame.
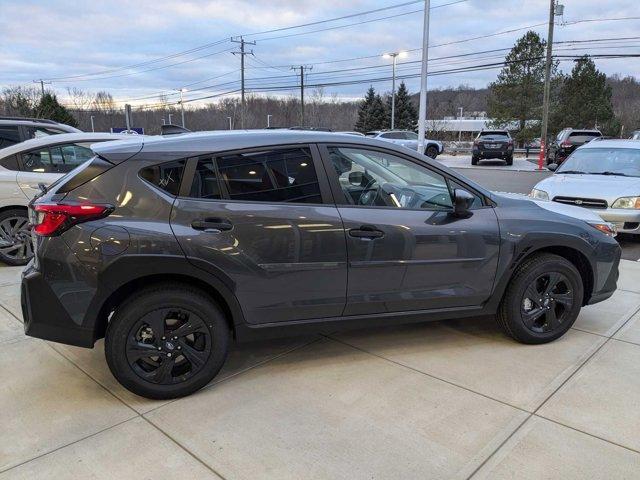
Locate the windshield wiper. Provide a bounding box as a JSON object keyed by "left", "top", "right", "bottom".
{"left": 594, "top": 171, "right": 629, "bottom": 177}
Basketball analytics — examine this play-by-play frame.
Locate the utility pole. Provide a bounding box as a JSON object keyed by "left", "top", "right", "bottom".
{"left": 227, "top": 116, "right": 233, "bottom": 130}
{"left": 291, "top": 65, "right": 312, "bottom": 126}
{"left": 124, "top": 104, "right": 132, "bottom": 132}
{"left": 177, "top": 88, "right": 187, "bottom": 127}
{"left": 267, "top": 114, "right": 272, "bottom": 128}
{"left": 539, "top": 0, "right": 563, "bottom": 169}
{"left": 90, "top": 115, "right": 95, "bottom": 132}
{"left": 232, "top": 36, "right": 256, "bottom": 129}
{"left": 33, "top": 79, "right": 51, "bottom": 97}
{"left": 457, "top": 106, "right": 463, "bottom": 142}
{"left": 168, "top": 113, "right": 173, "bottom": 125}
{"left": 383, "top": 52, "right": 405, "bottom": 129}
{"left": 417, "top": 0, "right": 431, "bottom": 155}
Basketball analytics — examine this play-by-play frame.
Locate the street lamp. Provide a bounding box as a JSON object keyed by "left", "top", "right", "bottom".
{"left": 90, "top": 115, "right": 95, "bottom": 132}
{"left": 227, "top": 116, "right": 233, "bottom": 130}
{"left": 267, "top": 114, "right": 272, "bottom": 128}
{"left": 168, "top": 113, "right": 173, "bottom": 125}
{"left": 176, "top": 88, "right": 188, "bottom": 127}
{"left": 383, "top": 51, "right": 407, "bottom": 130}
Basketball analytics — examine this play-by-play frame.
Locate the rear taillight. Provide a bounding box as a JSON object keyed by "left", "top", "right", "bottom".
{"left": 560, "top": 140, "right": 572, "bottom": 148}
{"left": 32, "top": 203, "right": 114, "bottom": 237}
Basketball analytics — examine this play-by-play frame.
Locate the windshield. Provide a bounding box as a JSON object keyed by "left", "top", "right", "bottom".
{"left": 556, "top": 148, "right": 640, "bottom": 177}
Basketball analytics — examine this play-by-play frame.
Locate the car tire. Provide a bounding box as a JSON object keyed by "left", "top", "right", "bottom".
{"left": 0, "top": 208, "right": 33, "bottom": 266}
{"left": 425, "top": 145, "right": 438, "bottom": 159}
{"left": 505, "top": 155, "right": 513, "bottom": 166}
{"left": 105, "top": 283, "right": 230, "bottom": 399}
{"left": 497, "top": 253, "right": 583, "bottom": 344}
{"left": 471, "top": 155, "right": 479, "bottom": 166}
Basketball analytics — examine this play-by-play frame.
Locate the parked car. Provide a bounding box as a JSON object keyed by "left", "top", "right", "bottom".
{"left": 532, "top": 139, "right": 640, "bottom": 235}
{"left": 631, "top": 130, "right": 640, "bottom": 140}
{"left": 365, "top": 130, "right": 443, "bottom": 159}
{"left": 547, "top": 128, "right": 602, "bottom": 165}
{"left": 471, "top": 130, "right": 514, "bottom": 166}
{"left": 22, "top": 130, "right": 620, "bottom": 399}
{"left": 0, "top": 133, "right": 133, "bottom": 265}
{"left": 0, "top": 116, "right": 81, "bottom": 149}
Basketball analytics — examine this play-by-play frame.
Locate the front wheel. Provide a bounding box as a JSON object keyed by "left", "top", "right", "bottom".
{"left": 105, "top": 284, "right": 229, "bottom": 399}
{"left": 497, "top": 253, "right": 583, "bottom": 344}
{"left": 505, "top": 155, "right": 513, "bottom": 166}
{"left": 471, "top": 155, "right": 479, "bottom": 166}
{"left": 425, "top": 145, "right": 438, "bottom": 159}
{"left": 0, "top": 208, "right": 33, "bottom": 266}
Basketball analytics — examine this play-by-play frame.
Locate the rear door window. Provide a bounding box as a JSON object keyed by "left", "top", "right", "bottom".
{"left": 189, "top": 158, "right": 222, "bottom": 200}
{"left": 216, "top": 147, "right": 322, "bottom": 204}
{"left": 22, "top": 148, "right": 52, "bottom": 172}
{"left": 0, "top": 126, "right": 20, "bottom": 148}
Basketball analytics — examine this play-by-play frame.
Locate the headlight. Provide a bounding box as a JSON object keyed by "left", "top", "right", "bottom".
{"left": 611, "top": 196, "right": 640, "bottom": 209}
{"left": 530, "top": 188, "right": 549, "bottom": 201}
{"left": 588, "top": 222, "right": 617, "bottom": 237}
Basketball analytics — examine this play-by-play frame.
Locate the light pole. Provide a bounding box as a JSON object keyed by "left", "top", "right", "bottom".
{"left": 90, "top": 115, "right": 95, "bottom": 132}
{"left": 383, "top": 51, "right": 407, "bottom": 130}
{"left": 176, "top": 88, "right": 187, "bottom": 127}
{"left": 267, "top": 114, "right": 272, "bottom": 128}
{"left": 417, "top": 0, "right": 431, "bottom": 155}
{"left": 168, "top": 113, "right": 173, "bottom": 125}
{"left": 227, "top": 116, "right": 233, "bottom": 130}
{"left": 457, "top": 107, "right": 463, "bottom": 142}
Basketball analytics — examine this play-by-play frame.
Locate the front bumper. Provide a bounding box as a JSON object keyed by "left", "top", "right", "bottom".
{"left": 587, "top": 242, "right": 621, "bottom": 305}
{"left": 592, "top": 208, "right": 640, "bottom": 234}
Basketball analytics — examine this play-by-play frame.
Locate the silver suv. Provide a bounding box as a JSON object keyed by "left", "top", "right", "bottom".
{"left": 365, "top": 130, "right": 443, "bottom": 158}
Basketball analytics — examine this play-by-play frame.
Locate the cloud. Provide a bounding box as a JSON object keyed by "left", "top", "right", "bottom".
{"left": 1, "top": 0, "right": 638, "bottom": 104}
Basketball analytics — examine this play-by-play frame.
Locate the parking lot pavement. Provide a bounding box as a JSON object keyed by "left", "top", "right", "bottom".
{"left": 437, "top": 154, "right": 543, "bottom": 172}
{"left": 2, "top": 261, "right": 640, "bottom": 478}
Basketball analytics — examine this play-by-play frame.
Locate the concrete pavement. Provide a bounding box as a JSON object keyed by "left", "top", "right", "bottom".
{"left": 1, "top": 262, "right": 640, "bottom": 479}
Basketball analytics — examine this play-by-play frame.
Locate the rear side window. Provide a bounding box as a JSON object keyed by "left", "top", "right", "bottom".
{"left": 568, "top": 132, "right": 601, "bottom": 143}
{"left": 216, "top": 147, "right": 321, "bottom": 203}
{"left": 0, "top": 126, "right": 20, "bottom": 148}
{"left": 21, "top": 144, "right": 94, "bottom": 174}
{"left": 0, "top": 155, "right": 20, "bottom": 171}
{"left": 54, "top": 156, "right": 115, "bottom": 194}
{"left": 140, "top": 160, "right": 185, "bottom": 196}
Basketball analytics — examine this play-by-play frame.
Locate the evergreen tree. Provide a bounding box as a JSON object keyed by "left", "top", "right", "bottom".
{"left": 487, "top": 31, "right": 558, "bottom": 144}
{"left": 35, "top": 93, "right": 78, "bottom": 127}
{"left": 385, "top": 82, "right": 418, "bottom": 130}
{"left": 553, "top": 56, "right": 619, "bottom": 135}
{"left": 354, "top": 86, "right": 387, "bottom": 132}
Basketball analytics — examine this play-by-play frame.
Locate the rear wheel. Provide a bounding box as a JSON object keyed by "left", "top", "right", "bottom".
{"left": 425, "top": 145, "right": 438, "bottom": 159}
{"left": 0, "top": 209, "right": 33, "bottom": 266}
{"left": 471, "top": 155, "right": 479, "bottom": 166}
{"left": 105, "top": 284, "right": 229, "bottom": 399}
{"left": 505, "top": 155, "right": 513, "bottom": 166}
{"left": 497, "top": 253, "right": 583, "bottom": 344}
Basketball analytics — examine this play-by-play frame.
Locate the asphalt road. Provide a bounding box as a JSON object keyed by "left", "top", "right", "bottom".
{"left": 446, "top": 159, "right": 640, "bottom": 261}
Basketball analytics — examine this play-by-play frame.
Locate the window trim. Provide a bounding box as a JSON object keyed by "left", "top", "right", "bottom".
{"left": 179, "top": 143, "right": 335, "bottom": 206}
{"left": 317, "top": 142, "right": 492, "bottom": 211}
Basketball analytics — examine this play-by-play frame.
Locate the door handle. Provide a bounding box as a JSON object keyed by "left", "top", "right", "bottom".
{"left": 191, "top": 218, "right": 233, "bottom": 233}
{"left": 349, "top": 225, "right": 384, "bottom": 240}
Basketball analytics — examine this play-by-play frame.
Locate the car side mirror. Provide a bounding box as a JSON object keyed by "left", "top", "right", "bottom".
{"left": 453, "top": 189, "right": 475, "bottom": 217}
{"left": 547, "top": 163, "right": 558, "bottom": 171}
{"left": 349, "top": 171, "right": 364, "bottom": 186}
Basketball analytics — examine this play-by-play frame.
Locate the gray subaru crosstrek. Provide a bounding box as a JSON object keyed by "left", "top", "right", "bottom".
{"left": 22, "top": 131, "right": 621, "bottom": 399}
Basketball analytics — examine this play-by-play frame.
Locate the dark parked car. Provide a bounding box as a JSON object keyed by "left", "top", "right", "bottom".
{"left": 0, "top": 116, "right": 81, "bottom": 149}
{"left": 22, "top": 131, "right": 620, "bottom": 399}
{"left": 547, "top": 128, "right": 602, "bottom": 165}
{"left": 472, "top": 130, "right": 514, "bottom": 165}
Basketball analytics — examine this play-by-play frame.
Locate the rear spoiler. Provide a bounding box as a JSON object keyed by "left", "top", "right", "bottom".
{"left": 161, "top": 124, "right": 191, "bottom": 136}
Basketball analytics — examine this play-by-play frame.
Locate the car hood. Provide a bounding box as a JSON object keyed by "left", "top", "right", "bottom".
{"left": 534, "top": 173, "right": 640, "bottom": 203}
{"left": 496, "top": 192, "right": 607, "bottom": 224}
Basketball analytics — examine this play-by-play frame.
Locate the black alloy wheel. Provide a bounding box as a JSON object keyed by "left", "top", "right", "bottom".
{"left": 126, "top": 308, "right": 212, "bottom": 385}
{"left": 521, "top": 272, "right": 574, "bottom": 334}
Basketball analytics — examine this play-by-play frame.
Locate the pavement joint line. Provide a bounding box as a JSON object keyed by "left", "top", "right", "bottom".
{"left": 464, "top": 413, "right": 534, "bottom": 480}
{"left": 323, "top": 334, "right": 530, "bottom": 414}
{"left": 0, "top": 416, "right": 135, "bottom": 475}
{"left": 141, "top": 335, "right": 325, "bottom": 416}
{"left": 0, "top": 302, "right": 20, "bottom": 323}
{"left": 531, "top": 414, "right": 640, "bottom": 456}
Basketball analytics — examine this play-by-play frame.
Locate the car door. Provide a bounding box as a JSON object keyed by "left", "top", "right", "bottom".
{"left": 16, "top": 143, "right": 94, "bottom": 200}
{"left": 171, "top": 144, "right": 348, "bottom": 325}
{"left": 320, "top": 144, "right": 500, "bottom": 316}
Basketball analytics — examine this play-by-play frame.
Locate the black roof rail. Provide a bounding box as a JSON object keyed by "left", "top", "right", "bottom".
{"left": 161, "top": 124, "right": 191, "bottom": 136}
{"left": 0, "top": 116, "right": 59, "bottom": 124}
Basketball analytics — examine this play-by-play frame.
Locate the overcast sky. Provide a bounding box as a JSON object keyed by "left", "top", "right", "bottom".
{"left": 1, "top": 0, "right": 638, "bottom": 106}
